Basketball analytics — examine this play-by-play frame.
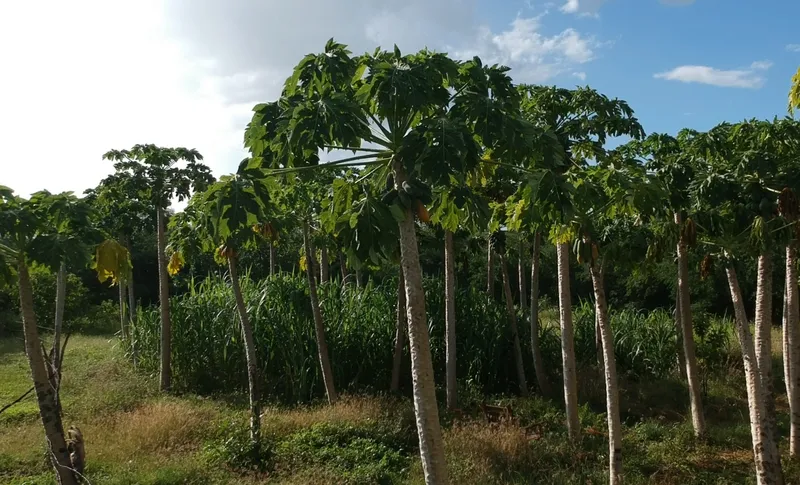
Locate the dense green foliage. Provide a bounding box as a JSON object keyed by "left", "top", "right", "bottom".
{"left": 130, "top": 273, "right": 734, "bottom": 403}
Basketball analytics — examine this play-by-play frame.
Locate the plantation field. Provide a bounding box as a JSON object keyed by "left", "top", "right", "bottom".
{"left": 3, "top": 320, "right": 799, "bottom": 483}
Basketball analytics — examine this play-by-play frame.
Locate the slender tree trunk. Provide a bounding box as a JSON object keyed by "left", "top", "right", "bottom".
{"left": 487, "top": 237, "right": 495, "bottom": 297}
{"left": 391, "top": 267, "right": 406, "bottom": 393}
{"left": 726, "top": 265, "right": 784, "bottom": 485}
{"left": 127, "top": 273, "right": 138, "bottom": 366}
{"left": 595, "top": 313, "right": 605, "bottom": 371}
{"left": 394, "top": 163, "right": 448, "bottom": 484}
{"left": 556, "top": 242, "right": 580, "bottom": 442}
{"left": 303, "top": 220, "right": 337, "bottom": 404}
{"left": 269, "top": 242, "right": 277, "bottom": 276}
{"left": 18, "top": 261, "right": 78, "bottom": 485}
{"left": 118, "top": 280, "right": 127, "bottom": 339}
{"left": 784, "top": 280, "right": 791, "bottom": 409}
{"left": 157, "top": 208, "right": 172, "bottom": 392}
{"left": 755, "top": 253, "right": 778, "bottom": 442}
{"left": 787, "top": 245, "right": 800, "bottom": 457}
{"left": 675, "top": 213, "right": 706, "bottom": 437}
{"left": 518, "top": 238, "right": 527, "bottom": 311}
{"left": 228, "top": 257, "right": 261, "bottom": 444}
{"left": 530, "top": 231, "right": 551, "bottom": 397}
{"left": 500, "top": 252, "right": 529, "bottom": 396}
{"left": 675, "top": 289, "right": 688, "bottom": 380}
{"left": 590, "top": 262, "right": 622, "bottom": 485}
{"left": 339, "top": 252, "right": 349, "bottom": 282}
{"left": 53, "top": 262, "right": 67, "bottom": 367}
{"left": 444, "top": 230, "right": 458, "bottom": 409}
{"left": 355, "top": 268, "right": 362, "bottom": 289}
{"left": 320, "top": 246, "right": 330, "bottom": 284}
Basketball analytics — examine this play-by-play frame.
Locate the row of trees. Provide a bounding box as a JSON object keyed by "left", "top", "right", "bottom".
{"left": 5, "top": 42, "right": 800, "bottom": 484}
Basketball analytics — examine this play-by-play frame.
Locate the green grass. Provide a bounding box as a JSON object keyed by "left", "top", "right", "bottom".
{"left": 2, "top": 332, "right": 799, "bottom": 484}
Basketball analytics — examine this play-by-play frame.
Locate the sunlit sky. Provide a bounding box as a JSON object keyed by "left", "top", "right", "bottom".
{"left": 2, "top": 0, "right": 798, "bottom": 201}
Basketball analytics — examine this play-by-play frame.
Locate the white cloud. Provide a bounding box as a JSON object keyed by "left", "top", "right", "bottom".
{"left": 454, "top": 16, "right": 598, "bottom": 83}
{"left": 787, "top": 44, "right": 800, "bottom": 52}
{"left": 560, "top": 0, "right": 606, "bottom": 16}
{"left": 573, "top": 72, "right": 587, "bottom": 80}
{"left": 654, "top": 61, "right": 771, "bottom": 89}
{"left": 0, "top": 0, "right": 602, "bottom": 200}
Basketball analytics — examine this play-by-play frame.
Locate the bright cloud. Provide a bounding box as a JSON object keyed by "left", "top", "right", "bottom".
{"left": 0, "top": 0, "right": 602, "bottom": 199}
{"left": 560, "top": 0, "right": 606, "bottom": 16}
{"left": 573, "top": 72, "right": 587, "bottom": 81}
{"left": 654, "top": 61, "right": 771, "bottom": 89}
{"left": 787, "top": 44, "right": 800, "bottom": 52}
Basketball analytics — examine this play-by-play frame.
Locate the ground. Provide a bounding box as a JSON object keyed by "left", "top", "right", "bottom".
{"left": 1, "top": 334, "right": 799, "bottom": 484}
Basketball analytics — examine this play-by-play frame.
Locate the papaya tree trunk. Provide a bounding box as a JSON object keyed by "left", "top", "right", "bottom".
{"left": 784, "top": 280, "right": 791, "bottom": 411}
{"left": 726, "top": 264, "right": 784, "bottom": 485}
{"left": 487, "top": 237, "right": 495, "bottom": 297}
{"left": 228, "top": 256, "right": 261, "bottom": 444}
{"left": 675, "top": 289, "right": 688, "bottom": 380}
{"left": 518, "top": 238, "right": 527, "bottom": 312}
{"left": 500, "top": 252, "right": 529, "bottom": 396}
{"left": 595, "top": 313, "right": 604, "bottom": 371}
{"left": 18, "top": 261, "right": 78, "bottom": 485}
{"left": 320, "top": 246, "right": 330, "bottom": 284}
{"left": 269, "top": 242, "right": 277, "bottom": 276}
{"left": 118, "top": 279, "right": 127, "bottom": 339}
{"left": 556, "top": 242, "right": 580, "bottom": 442}
{"left": 787, "top": 244, "right": 800, "bottom": 456}
{"left": 303, "top": 220, "right": 337, "bottom": 404}
{"left": 530, "top": 231, "right": 551, "bottom": 397}
{"left": 339, "top": 251, "right": 349, "bottom": 282}
{"left": 675, "top": 212, "right": 706, "bottom": 437}
{"left": 754, "top": 252, "right": 778, "bottom": 442}
{"left": 394, "top": 163, "right": 448, "bottom": 484}
{"left": 156, "top": 208, "right": 171, "bottom": 392}
{"left": 127, "top": 272, "right": 138, "bottom": 366}
{"left": 355, "top": 268, "right": 362, "bottom": 288}
{"left": 391, "top": 267, "right": 406, "bottom": 393}
{"left": 590, "top": 262, "right": 622, "bottom": 485}
{"left": 444, "top": 230, "right": 458, "bottom": 409}
{"left": 53, "top": 262, "right": 67, "bottom": 368}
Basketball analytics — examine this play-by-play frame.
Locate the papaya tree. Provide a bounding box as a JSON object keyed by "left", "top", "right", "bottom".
{"left": 103, "top": 145, "right": 213, "bottom": 392}
{"left": 172, "top": 164, "right": 272, "bottom": 445}
{"left": 692, "top": 124, "right": 784, "bottom": 484}
{"left": 0, "top": 186, "right": 130, "bottom": 485}
{"left": 517, "top": 84, "right": 645, "bottom": 442}
{"left": 626, "top": 132, "right": 708, "bottom": 438}
{"left": 245, "top": 40, "right": 540, "bottom": 482}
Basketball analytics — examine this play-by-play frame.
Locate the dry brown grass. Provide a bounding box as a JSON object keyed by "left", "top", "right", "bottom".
{"left": 407, "top": 421, "right": 537, "bottom": 485}
{"left": 87, "top": 399, "right": 218, "bottom": 462}
{"left": 261, "top": 395, "right": 412, "bottom": 438}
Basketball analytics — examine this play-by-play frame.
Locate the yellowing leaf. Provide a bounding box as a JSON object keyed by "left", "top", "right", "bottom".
{"left": 168, "top": 251, "right": 185, "bottom": 276}
{"left": 93, "top": 239, "right": 132, "bottom": 285}
{"left": 299, "top": 254, "right": 307, "bottom": 272}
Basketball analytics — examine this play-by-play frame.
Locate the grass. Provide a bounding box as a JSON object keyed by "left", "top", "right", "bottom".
{"left": 2, "top": 332, "right": 800, "bottom": 484}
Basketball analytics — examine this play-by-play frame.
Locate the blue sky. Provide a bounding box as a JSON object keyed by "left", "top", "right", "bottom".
{"left": 493, "top": 0, "right": 800, "bottom": 137}
{"left": 1, "top": 0, "right": 798, "bottom": 198}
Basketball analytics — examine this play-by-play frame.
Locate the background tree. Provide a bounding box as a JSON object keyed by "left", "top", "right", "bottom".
{"left": 103, "top": 145, "right": 213, "bottom": 392}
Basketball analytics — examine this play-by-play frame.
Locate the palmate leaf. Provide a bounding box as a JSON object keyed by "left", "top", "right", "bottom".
{"left": 93, "top": 239, "right": 132, "bottom": 285}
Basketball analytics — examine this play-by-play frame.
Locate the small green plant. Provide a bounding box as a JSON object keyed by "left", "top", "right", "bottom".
{"left": 202, "top": 419, "right": 273, "bottom": 473}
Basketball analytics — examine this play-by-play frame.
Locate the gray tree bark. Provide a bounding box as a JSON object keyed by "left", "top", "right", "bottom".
{"left": 529, "top": 231, "right": 551, "bottom": 397}
{"left": 445, "top": 230, "right": 458, "bottom": 409}
{"left": 156, "top": 208, "right": 172, "bottom": 392}
{"left": 556, "top": 242, "right": 580, "bottom": 442}
{"left": 500, "top": 252, "right": 528, "bottom": 396}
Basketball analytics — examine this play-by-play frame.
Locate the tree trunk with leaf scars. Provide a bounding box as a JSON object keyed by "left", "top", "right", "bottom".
{"left": 157, "top": 208, "right": 172, "bottom": 392}
{"left": 393, "top": 162, "right": 448, "bottom": 484}
{"left": 445, "top": 230, "right": 458, "bottom": 409}
{"left": 556, "top": 242, "right": 580, "bottom": 442}
{"left": 303, "top": 220, "right": 337, "bottom": 404}
{"left": 391, "top": 267, "right": 406, "bottom": 393}
{"left": 675, "top": 212, "right": 706, "bottom": 437}
{"left": 590, "top": 261, "right": 622, "bottom": 485}
{"left": 228, "top": 256, "right": 261, "bottom": 444}
{"left": 787, "top": 244, "right": 800, "bottom": 457}
{"left": 675, "top": 289, "right": 687, "bottom": 380}
{"left": 18, "top": 261, "right": 78, "bottom": 485}
{"left": 53, "top": 262, "right": 67, "bottom": 368}
{"left": 518, "top": 238, "right": 527, "bottom": 312}
{"left": 726, "top": 264, "right": 784, "bottom": 485}
{"left": 500, "top": 252, "right": 529, "bottom": 396}
{"left": 754, "top": 253, "right": 778, "bottom": 442}
{"left": 530, "top": 231, "right": 551, "bottom": 397}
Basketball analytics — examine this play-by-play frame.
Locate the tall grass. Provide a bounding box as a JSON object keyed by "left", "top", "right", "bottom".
{"left": 131, "top": 274, "right": 733, "bottom": 403}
